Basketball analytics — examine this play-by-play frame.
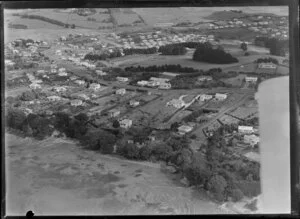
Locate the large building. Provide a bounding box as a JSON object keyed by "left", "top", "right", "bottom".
{"left": 215, "top": 93, "right": 227, "bottom": 101}
{"left": 166, "top": 99, "right": 185, "bottom": 109}
{"left": 199, "top": 94, "right": 213, "bottom": 102}
{"left": 244, "top": 134, "right": 260, "bottom": 147}
{"left": 116, "top": 88, "right": 126, "bottom": 95}
{"left": 70, "top": 99, "right": 83, "bottom": 106}
{"left": 178, "top": 125, "right": 193, "bottom": 135}
{"left": 119, "top": 119, "right": 133, "bottom": 129}
{"left": 198, "top": 76, "right": 213, "bottom": 82}
{"left": 258, "top": 63, "right": 277, "bottom": 69}
{"left": 245, "top": 76, "right": 258, "bottom": 82}
{"left": 116, "top": 77, "right": 129, "bottom": 82}
{"left": 108, "top": 109, "right": 121, "bottom": 118}
{"left": 238, "top": 125, "right": 254, "bottom": 134}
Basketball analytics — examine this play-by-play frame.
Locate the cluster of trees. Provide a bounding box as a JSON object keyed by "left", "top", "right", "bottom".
{"left": 21, "top": 14, "right": 67, "bottom": 27}
{"left": 255, "top": 57, "right": 279, "bottom": 64}
{"left": 158, "top": 44, "right": 187, "bottom": 55}
{"left": 6, "top": 76, "right": 30, "bottom": 88}
{"left": 123, "top": 47, "right": 157, "bottom": 55}
{"left": 254, "top": 37, "right": 288, "bottom": 56}
{"left": 193, "top": 42, "right": 238, "bottom": 64}
{"left": 87, "top": 17, "right": 96, "bottom": 22}
{"left": 8, "top": 23, "right": 28, "bottom": 29}
{"left": 84, "top": 51, "right": 122, "bottom": 61}
{"left": 124, "top": 64, "right": 198, "bottom": 73}
{"left": 183, "top": 109, "right": 204, "bottom": 123}
{"left": 238, "top": 117, "right": 259, "bottom": 127}
{"left": 240, "top": 42, "right": 248, "bottom": 51}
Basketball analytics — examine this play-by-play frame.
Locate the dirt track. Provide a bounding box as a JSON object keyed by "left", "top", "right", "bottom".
{"left": 5, "top": 133, "right": 233, "bottom": 216}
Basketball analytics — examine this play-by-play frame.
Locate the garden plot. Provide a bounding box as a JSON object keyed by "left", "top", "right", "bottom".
{"left": 228, "top": 106, "right": 258, "bottom": 120}
{"left": 219, "top": 115, "right": 241, "bottom": 125}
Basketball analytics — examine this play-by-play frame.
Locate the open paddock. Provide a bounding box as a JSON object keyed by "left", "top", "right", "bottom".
{"left": 227, "top": 106, "right": 258, "bottom": 120}
{"left": 219, "top": 115, "right": 241, "bottom": 125}
{"left": 205, "top": 93, "right": 244, "bottom": 111}
{"left": 220, "top": 74, "right": 246, "bottom": 87}
{"left": 275, "top": 65, "right": 289, "bottom": 75}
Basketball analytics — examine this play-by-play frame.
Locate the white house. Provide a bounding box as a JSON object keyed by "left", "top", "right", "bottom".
{"left": 58, "top": 72, "right": 68, "bottom": 76}
{"left": 244, "top": 134, "right": 260, "bottom": 147}
{"left": 70, "top": 76, "right": 78, "bottom": 81}
{"left": 245, "top": 76, "right": 258, "bottom": 82}
{"left": 238, "top": 125, "right": 254, "bottom": 134}
{"left": 75, "top": 94, "right": 90, "bottom": 101}
{"left": 58, "top": 67, "right": 66, "bottom": 72}
{"left": 74, "top": 80, "right": 85, "bottom": 85}
{"left": 198, "top": 76, "right": 213, "bottom": 82}
{"left": 70, "top": 99, "right": 83, "bottom": 106}
{"left": 215, "top": 93, "right": 227, "bottom": 101}
{"left": 129, "top": 100, "right": 140, "bottom": 107}
{"left": 36, "top": 70, "right": 45, "bottom": 74}
{"left": 47, "top": 95, "right": 61, "bottom": 101}
{"left": 116, "top": 77, "right": 129, "bottom": 82}
{"left": 167, "top": 99, "right": 185, "bottom": 109}
{"left": 116, "top": 88, "right": 126, "bottom": 95}
{"left": 177, "top": 125, "right": 193, "bottom": 135}
{"left": 29, "top": 83, "right": 41, "bottom": 89}
{"left": 137, "top": 80, "right": 148, "bottom": 86}
{"left": 95, "top": 70, "right": 107, "bottom": 76}
{"left": 53, "top": 86, "right": 67, "bottom": 92}
{"left": 147, "top": 81, "right": 160, "bottom": 87}
{"left": 149, "top": 77, "right": 170, "bottom": 83}
{"left": 50, "top": 68, "right": 57, "bottom": 73}
{"left": 108, "top": 109, "right": 120, "bottom": 118}
{"left": 89, "top": 83, "right": 101, "bottom": 91}
{"left": 159, "top": 83, "right": 172, "bottom": 89}
{"left": 199, "top": 94, "right": 213, "bottom": 102}
{"left": 119, "top": 119, "right": 133, "bottom": 129}
{"left": 258, "top": 63, "right": 277, "bottom": 69}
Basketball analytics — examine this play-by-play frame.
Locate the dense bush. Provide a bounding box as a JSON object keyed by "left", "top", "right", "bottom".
{"left": 152, "top": 143, "right": 173, "bottom": 161}
{"left": 117, "top": 142, "right": 140, "bottom": 159}
{"left": 158, "top": 44, "right": 187, "bottom": 55}
{"left": 124, "top": 64, "right": 198, "bottom": 73}
{"left": 123, "top": 47, "right": 157, "bottom": 55}
{"left": 80, "top": 129, "right": 116, "bottom": 152}
{"left": 20, "top": 90, "right": 38, "bottom": 101}
{"left": 139, "top": 146, "right": 153, "bottom": 160}
{"left": 231, "top": 188, "right": 244, "bottom": 202}
{"left": 206, "top": 174, "right": 228, "bottom": 202}
{"left": 21, "top": 14, "right": 67, "bottom": 27}
{"left": 193, "top": 43, "right": 238, "bottom": 64}
{"left": 254, "top": 37, "right": 288, "bottom": 56}
{"left": 255, "top": 57, "right": 278, "bottom": 64}
{"left": 6, "top": 107, "right": 27, "bottom": 130}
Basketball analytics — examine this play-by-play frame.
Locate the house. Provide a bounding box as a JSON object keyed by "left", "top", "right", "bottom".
{"left": 198, "top": 76, "right": 213, "bottom": 82}
{"left": 215, "top": 93, "right": 227, "bottom": 100}
{"left": 74, "top": 80, "right": 85, "bottom": 85}
{"left": 116, "top": 88, "right": 126, "bottom": 95}
{"left": 199, "top": 94, "right": 213, "bottom": 102}
{"left": 58, "top": 72, "right": 68, "bottom": 76}
{"left": 75, "top": 94, "right": 90, "bottom": 101}
{"left": 29, "top": 83, "right": 41, "bottom": 89}
{"left": 137, "top": 80, "right": 148, "bottom": 86}
{"left": 245, "top": 76, "right": 258, "bottom": 83}
{"left": 178, "top": 125, "right": 193, "bottom": 135}
{"left": 70, "top": 99, "right": 83, "bottom": 106}
{"left": 70, "top": 76, "right": 78, "bottom": 80}
{"left": 36, "top": 70, "right": 45, "bottom": 75}
{"left": 50, "top": 68, "right": 57, "bottom": 73}
{"left": 147, "top": 81, "right": 160, "bottom": 87}
{"left": 108, "top": 109, "right": 120, "bottom": 118}
{"left": 159, "top": 83, "right": 171, "bottom": 89}
{"left": 58, "top": 67, "right": 66, "bottom": 72}
{"left": 258, "top": 63, "right": 277, "bottom": 69}
{"left": 244, "top": 134, "right": 260, "bottom": 147}
{"left": 238, "top": 125, "right": 254, "bottom": 134}
{"left": 53, "top": 86, "right": 67, "bottom": 92}
{"left": 119, "top": 119, "right": 133, "bottom": 129}
{"left": 167, "top": 99, "right": 185, "bottom": 109}
{"left": 116, "top": 77, "right": 129, "bottom": 82}
{"left": 149, "top": 77, "right": 170, "bottom": 84}
{"left": 47, "top": 95, "right": 61, "bottom": 101}
{"left": 129, "top": 100, "right": 140, "bottom": 107}
{"left": 96, "top": 70, "right": 107, "bottom": 76}
{"left": 89, "top": 83, "right": 101, "bottom": 91}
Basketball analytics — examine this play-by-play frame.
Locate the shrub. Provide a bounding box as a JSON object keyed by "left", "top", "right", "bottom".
{"left": 20, "top": 90, "right": 38, "bottom": 101}
{"left": 81, "top": 129, "right": 116, "bottom": 151}
{"left": 152, "top": 143, "right": 173, "bottom": 161}
{"left": 139, "top": 146, "right": 152, "bottom": 160}
{"left": 206, "top": 174, "right": 228, "bottom": 202}
{"left": 231, "top": 188, "right": 244, "bottom": 202}
{"left": 6, "top": 107, "right": 27, "bottom": 130}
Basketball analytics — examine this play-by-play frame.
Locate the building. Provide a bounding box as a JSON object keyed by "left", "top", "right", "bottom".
{"left": 244, "top": 134, "right": 260, "bottom": 147}
{"left": 75, "top": 94, "right": 90, "bottom": 101}
{"left": 29, "top": 83, "right": 41, "bottom": 89}
{"left": 149, "top": 77, "right": 170, "bottom": 84}
{"left": 89, "top": 83, "right": 101, "bottom": 91}
{"left": 198, "top": 76, "right": 213, "bottom": 82}
{"left": 47, "top": 95, "right": 61, "bottom": 101}
{"left": 58, "top": 67, "right": 66, "bottom": 73}
{"left": 53, "top": 86, "right": 67, "bottom": 92}
{"left": 95, "top": 70, "right": 107, "bottom": 76}
{"left": 167, "top": 99, "right": 185, "bottom": 109}
{"left": 159, "top": 83, "right": 172, "bottom": 89}
{"left": 70, "top": 99, "right": 83, "bottom": 106}
{"left": 116, "top": 88, "right": 126, "bottom": 95}
{"left": 116, "top": 77, "right": 129, "bottom": 82}
{"left": 129, "top": 100, "right": 140, "bottom": 107}
{"left": 147, "top": 81, "right": 160, "bottom": 87}
{"left": 245, "top": 76, "right": 258, "bottom": 83}
{"left": 258, "top": 63, "right": 277, "bottom": 69}
{"left": 119, "top": 119, "right": 133, "bottom": 129}
{"left": 137, "top": 80, "right": 148, "bottom": 86}
{"left": 238, "top": 125, "right": 254, "bottom": 134}
{"left": 108, "top": 109, "right": 120, "bottom": 118}
{"left": 199, "top": 94, "right": 213, "bottom": 102}
{"left": 215, "top": 93, "right": 227, "bottom": 101}
{"left": 178, "top": 125, "right": 193, "bottom": 135}
{"left": 50, "top": 69, "right": 57, "bottom": 73}
{"left": 58, "top": 72, "right": 68, "bottom": 76}
{"left": 74, "top": 80, "right": 85, "bottom": 85}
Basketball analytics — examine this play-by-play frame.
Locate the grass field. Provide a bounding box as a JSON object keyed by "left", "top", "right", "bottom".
{"left": 219, "top": 115, "right": 241, "bottom": 125}
{"left": 220, "top": 74, "right": 246, "bottom": 87}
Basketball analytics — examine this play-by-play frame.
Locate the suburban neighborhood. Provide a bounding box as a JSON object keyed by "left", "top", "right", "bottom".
{"left": 4, "top": 6, "right": 290, "bottom": 216}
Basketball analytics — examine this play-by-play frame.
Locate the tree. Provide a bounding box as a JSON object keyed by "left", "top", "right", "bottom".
{"left": 152, "top": 143, "right": 173, "bottom": 161}
{"left": 81, "top": 129, "right": 116, "bottom": 151}
{"left": 20, "top": 90, "right": 37, "bottom": 101}
{"left": 139, "top": 146, "right": 152, "bottom": 160}
{"left": 231, "top": 188, "right": 244, "bottom": 202}
{"left": 206, "top": 174, "right": 228, "bottom": 201}
{"left": 170, "top": 122, "right": 179, "bottom": 131}
{"left": 240, "top": 42, "right": 248, "bottom": 51}
{"left": 6, "top": 107, "right": 27, "bottom": 130}
{"left": 112, "top": 120, "right": 120, "bottom": 128}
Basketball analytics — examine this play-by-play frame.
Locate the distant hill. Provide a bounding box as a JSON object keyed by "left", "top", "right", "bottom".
{"left": 205, "top": 10, "right": 247, "bottom": 20}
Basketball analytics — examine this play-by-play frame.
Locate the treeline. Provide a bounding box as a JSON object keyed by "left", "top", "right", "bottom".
{"left": 84, "top": 51, "right": 122, "bottom": 60}
{"left": 8, "top": 23, "right": 28, "bottom": 29}
{"left": 123, "top": 47, "right": 157, "bottom": 55}
{"left": 20, "top": 14, "right": 76, "bottom": 28}
{"left": 124, "top": 64, "right": 198, "bottom": 73}
{"left": 193, "top": 42, "right": 238, "bottom": 64}
{"left": 254, "top": 37, "right": 288, "bottom": 56}
{"left": 158, "top": 44, "right": 187, "bottom": 55}
{"left": 255, "top": 57, "right": 278, "bottom": 64}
